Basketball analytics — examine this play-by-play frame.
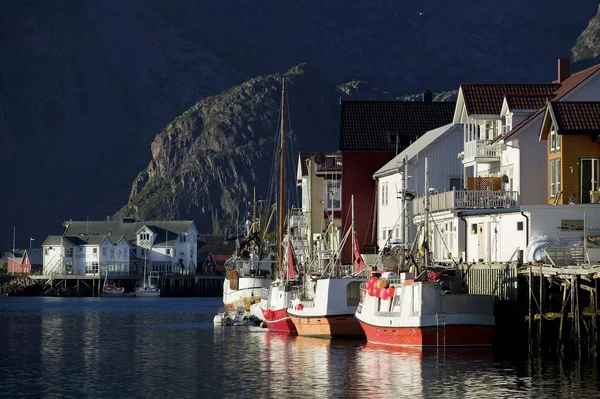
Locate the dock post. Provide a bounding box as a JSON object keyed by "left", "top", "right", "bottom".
{"left": 559, "top": 281, "right": 568, "bottom": 356}
{"left": 77, "top": 278, "right": 80, "bottom": 296}
{"left": 576, "top": 277, "right": 581, "bottom": 358}
{"left": 538, "top": 265, "right": 543, "bottom": 351}
{"left": 528, "top": 266, "right": 533, "bottom": 342}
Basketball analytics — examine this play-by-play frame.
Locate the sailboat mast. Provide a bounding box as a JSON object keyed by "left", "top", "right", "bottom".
{"left": 277, "top": 77, "right": 286, "bottom": 275}
{"left": 424, "top": 157, "right": 430, "bottom": 269}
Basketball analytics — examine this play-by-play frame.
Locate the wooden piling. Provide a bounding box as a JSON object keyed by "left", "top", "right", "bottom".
{"left": 538, "top": 265, "right": 543, "bottom": 348}
{"left": 528, "top": 266, "right": 533, "bottom": 340}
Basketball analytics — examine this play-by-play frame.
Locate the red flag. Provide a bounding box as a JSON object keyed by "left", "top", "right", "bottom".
{"left": 353, "top": 232, "right": 366, "bottom": 273}
{"left": 287, "top": 240, "right": 296, "bottom": 280}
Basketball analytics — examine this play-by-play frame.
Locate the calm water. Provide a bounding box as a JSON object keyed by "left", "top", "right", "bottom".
{"left": 0, "top": 297, "right": 599, "bottom": 398}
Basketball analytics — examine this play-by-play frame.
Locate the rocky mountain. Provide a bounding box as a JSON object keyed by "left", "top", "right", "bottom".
{"left": 0, "top": 0, "right": 598, "bottom": 246}
{"left": 114, "top": 65, "right": 394, "bottom": 232}
{"left": 573, "top": 4, "right": 600, "bottom": 61}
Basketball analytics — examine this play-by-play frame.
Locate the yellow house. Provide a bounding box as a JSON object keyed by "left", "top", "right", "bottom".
{"left": 296, "top": 152, "right": 343, "bottom": 255}
{"left": 539, "top": 101, "right": 600, "bottom": 204}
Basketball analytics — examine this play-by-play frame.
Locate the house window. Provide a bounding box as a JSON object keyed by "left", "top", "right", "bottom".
{"left": 550, "top": 160, "right": 555, "bottom": 197}
{"left": 85, "top": 262, "right": 99, "bottom": 274}
{"left": 102, "top": 248, "right": 107, "bottom": 257}
{"left": 471, "top": 224, "right": 477, "bottom": 234}
{"left": 166, "top": 249, "right": 171, "bottom": 256}
{"left": 550, "top": 128, "right": 560, "bottom": 152}
{"left": 93, "top": 248, "right": 98, "bottom": 254}
{"left": 381, "top": 183, "right": 389, "bottom": 206}
{"left": 325, "top": 181, "right": 341, "bottom": 210}
{"left": 485, "top": 121, "right": 495, "bottom": 140}
{"left": 556, "top": 159, "right": 561, "bottom": 195}
{"left": 180, "top": 235, "right": 187, "bottom": 243}
{"left": 449, "top": 177, "right": 461, "bottom": 191}
{"left": 65, "top": 248, "right": 73, "bottom": 257}
{"left": 517, "top": 221, "right": 524, "bottom": 231}
{"left": 550, "top": 159, "right": 561, "bottom": 198}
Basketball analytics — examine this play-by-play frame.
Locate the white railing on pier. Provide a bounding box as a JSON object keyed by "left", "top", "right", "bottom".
{"left": 464, "top": 140, "right": 499, "bottom": 160}
{"left": 413, "top": 189, "right": 519, "bottom": 215}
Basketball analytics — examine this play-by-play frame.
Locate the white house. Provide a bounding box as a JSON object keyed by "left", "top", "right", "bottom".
{"left": 42, "top": 218, "right": 198, "bottom": 276}
{"left": 419, "top": 59, "right": 600, "bottom": 264}
{"left": 461, "top": 205, "right": 600, "bottom": 264}
{"left": 373, "top": 123, "right": 464, "bottom": 251}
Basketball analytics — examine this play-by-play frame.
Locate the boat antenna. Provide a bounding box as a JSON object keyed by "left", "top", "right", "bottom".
{"left": 277, "top": 77, "right": 286, "bottom": 276}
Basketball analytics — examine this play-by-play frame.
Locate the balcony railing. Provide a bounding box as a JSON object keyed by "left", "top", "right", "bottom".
{"left": 412, "top": 189, "right": 519, "bottom": 215}
{"left": 464, "top": 140, "right": 499, "bottom": 161}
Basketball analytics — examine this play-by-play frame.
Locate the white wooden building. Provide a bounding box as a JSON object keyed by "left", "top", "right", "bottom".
{"left": 42, "top": 218, "right": 198, "bottom": 277}
{"left": 418, "top": 60, "right": 600, "bottom": 264}
{"left": 373, "top": 123, "right": 464, "bottom": 251}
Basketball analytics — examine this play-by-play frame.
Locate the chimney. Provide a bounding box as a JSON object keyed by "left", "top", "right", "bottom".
{"left": 423, "top": 90, "right": 433, "bottom": 102}
{"left": 558, "top": 58, "right": 570, "bottom": 83}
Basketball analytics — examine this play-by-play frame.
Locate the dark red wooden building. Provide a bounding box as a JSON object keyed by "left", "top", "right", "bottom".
{"left": 339, "top": 99, "right": 455, "bottom": 262}
{"left": 7, "top": 249, "right": 42, "bottom": 274}
{"left": 197, "top": 235, "right": 236, "bottom": 275}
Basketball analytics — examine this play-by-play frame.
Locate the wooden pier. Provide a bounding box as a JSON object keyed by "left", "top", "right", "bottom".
{"left": 27, "top": 274, "right": 224, "bottom": 297}
{"left": 518, "top": 263, "right": 600, "bottom": 358}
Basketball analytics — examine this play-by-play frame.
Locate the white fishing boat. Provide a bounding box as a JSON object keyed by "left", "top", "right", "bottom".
{"left": 355, "top": 158, "right": 495, "bottom": 347}
{"left": 286, "top": 195, "right": 368, "bottom": 338}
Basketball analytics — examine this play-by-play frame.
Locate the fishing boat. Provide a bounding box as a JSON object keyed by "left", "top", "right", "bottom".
{"left": 286, "top": 196, "right": 368, "bottom": 339}
{"left": 354, "top": 158, "right": 495, "bottom": 347}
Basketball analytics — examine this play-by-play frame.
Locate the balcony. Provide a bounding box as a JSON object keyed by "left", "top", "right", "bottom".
{"left": 412, "top": 189, "right": 519, "bottom": 216}
{"left": 463, "top": 140, "right": 500, "bottom": 164}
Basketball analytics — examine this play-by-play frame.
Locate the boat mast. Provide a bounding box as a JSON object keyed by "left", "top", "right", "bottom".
{"left": 277, "top": 77, "right": 286, "bottom": 276}
{"left": 351, "top": 194, "right": 355, "bottom": 276}
{"left": 424, "top": 157, "right": 430, "bottom": 269}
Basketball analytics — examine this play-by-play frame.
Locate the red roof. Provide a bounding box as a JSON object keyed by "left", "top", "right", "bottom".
{"left": 493, "top": 63, "right": 600, "bottom": 143}
{"left": 549, "top": 102, "right": 600, "bottom": 133}
{"left": 504, "top": 94, "right": 554, "bottom": 111}
{"left": 461, "top": 84, "right": 559, "bottom": 115}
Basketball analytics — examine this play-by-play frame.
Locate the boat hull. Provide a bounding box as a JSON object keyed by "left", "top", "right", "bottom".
{"left": 288, "top": 313, "right": 364, "bottom": 339}
{"left": 262, "top": 307, "right": 296, "bottom": 333}
{"left": 223, "top": 277, "right": 270, "bottom": 312}
{"left": 357, "top": 320, "right": 493, "bottom": 347}
{"left": 135, "top": 290, "right": 160, "bottom": 297}
{"left": 100, "top": 291, "right": 124, "bottom": 298}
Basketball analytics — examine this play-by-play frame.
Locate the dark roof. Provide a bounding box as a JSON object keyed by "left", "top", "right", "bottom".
{"left": 461, "top": 84, "right": 560, "bottom": 116}
{"left": 495, "top": 63, "right": 600, "bottom": 143}
{"left": 197, "top": 234, "right": 236, "bottom": 255}
{"left": 505, "top": 94, "right": 554, "bottom": 111}
{"left": 550, "top": 102, "right": 600, "bottom": 134}
{"left": 24, "top": 249, "right": 42, "bottom": 265}
{"left": 338, "top": 101, "right": 455, "bottom": 151}
{"left": 63, "top": 220, "right": 195, "bottom": 246}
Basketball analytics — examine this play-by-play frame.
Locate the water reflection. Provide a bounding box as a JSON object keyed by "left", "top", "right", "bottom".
{"left": 1, "top": 298, "right": 600, "bottom": 398}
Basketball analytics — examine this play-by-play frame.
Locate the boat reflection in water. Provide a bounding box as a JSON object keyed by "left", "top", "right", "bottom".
{"left": 356, "top": 343, "right": 495, "bottom": 397}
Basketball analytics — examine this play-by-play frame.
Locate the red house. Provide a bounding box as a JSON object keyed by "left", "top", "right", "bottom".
{"left": 7, "top": 249, "right": 42, "bottom": 274}
{"left": 339, "top": 98, "right": 456, "bottom": 262}
{"left": 197, "top": 235, "right": 236, "bottom": 275}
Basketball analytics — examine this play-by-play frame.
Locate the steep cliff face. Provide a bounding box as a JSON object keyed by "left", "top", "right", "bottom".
{"left": 115, "top": 66, "right": 346, "bottom": 232}
{"left": 573, "top": 4, "right": 600, "bottom": 61}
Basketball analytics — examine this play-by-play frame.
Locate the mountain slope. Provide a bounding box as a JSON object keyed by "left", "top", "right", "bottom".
{"left": 114, "top": 66, "right": 387, "bottom": 232}
{"left": 573, "top": 4, "right": 600, "bottom": 61}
